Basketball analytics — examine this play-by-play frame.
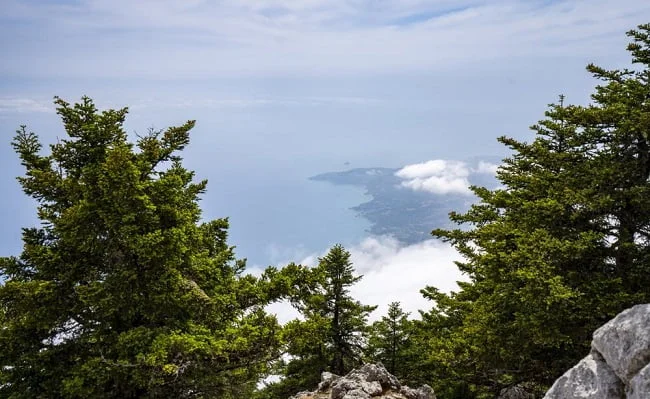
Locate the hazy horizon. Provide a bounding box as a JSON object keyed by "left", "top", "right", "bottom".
{"left": 3, "top": 0, "right": 650, "bottom": 317}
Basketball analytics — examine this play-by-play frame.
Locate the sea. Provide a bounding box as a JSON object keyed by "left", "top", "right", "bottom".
{"left": 198, "top": 164, "right": 372, "bottom": 270}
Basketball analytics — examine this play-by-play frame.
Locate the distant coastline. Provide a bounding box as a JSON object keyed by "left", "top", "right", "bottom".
{"left": 309, "top": 160, "right": 500, "bottom": 245}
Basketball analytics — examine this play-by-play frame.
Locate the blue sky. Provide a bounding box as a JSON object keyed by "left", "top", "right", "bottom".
{"left": 2, "top": 0, "right": 650, "bottom": 318}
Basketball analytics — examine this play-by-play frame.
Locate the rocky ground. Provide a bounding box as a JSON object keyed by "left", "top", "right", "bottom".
{"left": 290, "top": 304, "right": 650, "bottom": 399}
{"left": 290, "top": 363, "right": 435, "bottom": 399}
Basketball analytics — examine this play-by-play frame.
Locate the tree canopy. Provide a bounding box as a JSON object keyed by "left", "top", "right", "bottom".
{"left": 0, "top": 97, "right": 296, "bottom": 398}
{"left": 421, "top": 23, "right": 650, "bottom": 397}
{"left": 366, "top": 302, "right": 414, "bottom": 380}
{"left": 259, "top": 244, "right": 376, "bottom": 399}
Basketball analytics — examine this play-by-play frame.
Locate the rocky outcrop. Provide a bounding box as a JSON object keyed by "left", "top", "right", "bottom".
{"left": 544, "top": 304, "right": 650, "bottom": 399}
{"left": 292, "top": 305, "right": 650, "bottom": 399}
{"left": 290, "top": 363, "right": 435, "bottom": 399}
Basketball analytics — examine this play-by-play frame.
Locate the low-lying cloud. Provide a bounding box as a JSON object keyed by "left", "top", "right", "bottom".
{"left": 348, "top": 236, "right": 465, "bottom": 320}
{"left": 266, "top": 235, "right": 466, "bottom": 323}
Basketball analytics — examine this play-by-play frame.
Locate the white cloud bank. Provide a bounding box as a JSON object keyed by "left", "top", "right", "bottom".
{"left": 396, "top": 159, "right": 473, "bottom": 195}
{"left": 349, "top": 236, "right": 465, "bottom": 321}
{"left": 395, "top": 159, "right": 499, "bottom": 195}
{"left": 267, "top": 235, "right": 465, "bottom": 324}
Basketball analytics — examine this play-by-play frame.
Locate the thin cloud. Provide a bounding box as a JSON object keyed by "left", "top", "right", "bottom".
{"left": 128, "top": 96, "right": 380, "bottom": 110}
{"left": 474, "top": 160, "right": 499, "bottom": 175}
{"left": 1, "top": 0, "right": 648, "bottom": 78}
{"left": 0, "top": 98, "right": 53, "bottom": 114}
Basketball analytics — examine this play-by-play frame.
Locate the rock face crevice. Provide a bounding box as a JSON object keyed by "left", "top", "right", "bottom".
{"left": 290, "top": 363, "right": 436, "bottom": 399}
{"left": 544, "top": 304, "right": 650, "bottom": 399}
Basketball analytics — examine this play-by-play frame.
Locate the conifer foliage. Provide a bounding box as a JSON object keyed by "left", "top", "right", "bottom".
{"left": 261, "top": 245, "right": 376, "bottom": 398}
{"left": 421, "top": 23, "right": 650, "bottom": 397}
{"left": 0, "top": 97, "right": 283, "bottom": 398}
{"left": 367, "top": 302, "right": 413, "bottom": 379}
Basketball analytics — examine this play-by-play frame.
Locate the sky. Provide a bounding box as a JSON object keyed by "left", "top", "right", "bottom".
{"left": 2, "top": 0, "right": 650, "bottom": 319}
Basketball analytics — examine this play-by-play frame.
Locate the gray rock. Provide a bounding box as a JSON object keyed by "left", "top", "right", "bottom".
{"left": 289, "top": 391, "right": 313, "bottom": 399}
{"left": 332, "top": 375, "right": 383, "bottom": 399}
{"left": 543, "top": 352, "right": 624, "bottom": 399}
{"left": 627, "top": 363, "right": 650, "bottom": 399}
{"left": 294, "top": 363, "right": 434, "bottom": 399}
{"left": 318, "top": 371, "right": 339, "bottom": 392}
{"left": 400, "top": 384, "right": 436, "bottom": 399}
{"left": 331, "top": 377, "right": 359, "bottom": 399}
{"left": 341, "top": 388, "right": 371, "bottom": 399}
{"left": 340, "top": 384, "right": 383, "bottom": 399}
{"left": 356, "top": 363, "right": 402, "bottom": 390}
{"left": 363, "top": 381, "right": 383, "bottom": 396}
{"left": 592, "top": 304, "right": 650, "bottom": 384}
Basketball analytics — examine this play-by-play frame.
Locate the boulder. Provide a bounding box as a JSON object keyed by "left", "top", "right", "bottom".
{"left": 544, "top": 304, "right": 650, "bottom": 399}
{"left": 591, "top": 304, "right": 650, "bottom": 384}
{"left": 543, "top": 352, "right": 623, "bottom": 398}
{"left": 292, "top": 363, "right": 435, "bottom": 399}
{"left": 400, "top": 384, "right": 436, "bottom": 399}
{"left": 319, "top": 372, "right": 340, "bottom": 392}
{"left": 627, "top": 363, "right": 650, "bottom": 399}
{"left": 331, "top": 379, "right": 382, "bottom": 399}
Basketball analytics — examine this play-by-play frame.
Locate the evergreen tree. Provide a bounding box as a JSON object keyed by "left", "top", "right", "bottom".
{"left": 319, "top": 245, "right": 376, "bottom": 375}
{"left": 260, "top": 245, "right": 376, "bottom": 398}
{"left": 367, "top": 302, "right": 413, "bottom": 380}
{"left": 0, "top": 97, "right": 290, "bottom": 398}
{"left": 421, "top": 23, "right": 650, "bottom": 397}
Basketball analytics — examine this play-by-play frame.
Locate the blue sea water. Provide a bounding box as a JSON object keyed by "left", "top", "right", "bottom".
{"left": 198, "top": 165, "right": 372, "bottom": 269}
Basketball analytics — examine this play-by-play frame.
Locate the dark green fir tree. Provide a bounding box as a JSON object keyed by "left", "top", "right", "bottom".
{"left": 259, "top": 244, "right": 376, "bottom": 399}
{"left": 419, "top": 23, "right": 650, "bottom": 398}
{"left": 0, "top": 97, "right": 289, "bottom": 398}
